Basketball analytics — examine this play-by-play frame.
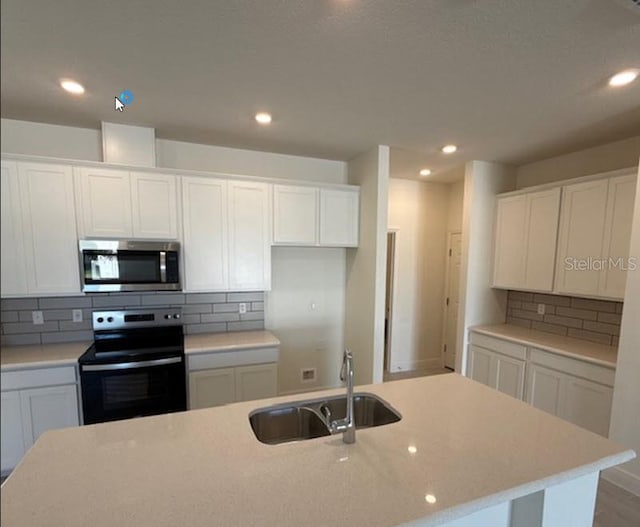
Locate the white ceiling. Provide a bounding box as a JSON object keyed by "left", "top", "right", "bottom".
{"left": 2, "top": 1, "right": 639, "bottom": 179}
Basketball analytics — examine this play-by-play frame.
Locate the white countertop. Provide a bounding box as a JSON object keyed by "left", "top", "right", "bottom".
{"left": 184, "top": 330, "right": 280, "bottom": 354}
{"left": 1, "top": 374, "right": 633, "bottom": 527}
{"left": 470, "top": 324, "right": 618, "bottom": 368}
{"left": 0, "top": 341, "right": 91, "bottom": 371}
{"left": 0, "top": 331, "right": 280, "bottom": 371}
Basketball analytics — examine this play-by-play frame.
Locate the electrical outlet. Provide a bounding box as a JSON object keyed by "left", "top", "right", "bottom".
{"left": 32, "top": 311, "right": 44, "bottom": 325}
{"left": 537, "top": 303, "right": 546, "bottom": 315}
{"left": 238, "top": 303, "right": 247, "bottom": 314}
{"left": 301, "top": 368, "right": 317, "bottom": 383}
{"left": 72, "top": 309, "right": 83, "bottom": 323}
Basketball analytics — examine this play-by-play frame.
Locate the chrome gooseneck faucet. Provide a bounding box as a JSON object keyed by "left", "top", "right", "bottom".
{"left": 325, "top": 350, "right": 356, "bottom": 444}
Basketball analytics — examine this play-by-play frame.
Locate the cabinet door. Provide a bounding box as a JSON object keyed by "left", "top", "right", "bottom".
{"left": 1, "top": 391, "right": 26, "bottom": 473}
{"left": 19, "top": 163, "right": 80, "bottom": 295}
{"left": 20, "top": 385, "right": 79, "bottom": 449}
{"left": 188, "top": 368, "right": 236, "bottom": 409}
{"left": 600, "top": 174, "right": 637, "bottom": 299}
{"left": 468, "top": 345, "right": 495, "bottom": 388}
{"left": 555, "top": 179, "right": 609, "bottom": 296}
{"left": 77, "top": 167, "right": 132, "bottom": 237}
{"left": 130, "top": 172, "right": 179, "bottom": 239}
{"left": 319, "top": 189, "right": 359, "bottom": 247}
{"left": 228, "top": 181, "right": 271, "bottom": 290}
{"left": 1, "top": 161, "right": 28, "bottom": 296}
{"left": 235, "top": 363, "right": 278, "bottom": 402}
{"left": 182, "top": 177, "right": 228, "bottom": 291}
{"left": 523, "top": 188, "right": 561, "bottom": 291}
{"left": 561, "top": 376, "right": 612, "bottom": 437}
{"left": 273, "top": 185, "right": 318, "bottom": 245}
{"left": 493, "top": 195, "right": 527, "bottom": 288}
{"left": 494, "top": 354, "right": 525, "bottom": 400}
{"left": 525, "top": 363, "right": 564, "bottom": 417}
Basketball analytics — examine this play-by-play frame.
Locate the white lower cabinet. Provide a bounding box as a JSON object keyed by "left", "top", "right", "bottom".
{"left": 187, "top": 347, "right": 279, "bottom": 410}
{"left": 526, "top": 363, "right": 613, "bottom": 437}
{"left": 469, "top": 332, "right": 614, "bottom": 437}
{"left": 189, "top": 368, "right": 236, "bottom": 409}
{"left": 189, "top": 363, "right": 277, "bottom": 409}
{"left": 468, "top": 344, "right": 525, "bottom": 400}
{"left": 1, "top": 391, "right": 25, "bottom": 473}
{"left": 1, "top": 367, "right": 79, "bottom": 473}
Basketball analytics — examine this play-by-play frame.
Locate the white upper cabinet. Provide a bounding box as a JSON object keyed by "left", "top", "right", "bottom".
{"left": 556, "top": 174, "right": 636, "bottom": 299}
{"left": 182, "top": 176, "right": 229, "bottom": 291}
{"left": 319, "top": 188, "right": 359, "bottom": 247}
{"left": 273, "top": 184, "right": 360, "bottom": 247}
{"left": 19, "top": 162, "right": 80, "bottom": 295}
{"left": 228, "top": 181, "right": 271, "bottom": 290}
{"left": 600, "top": 174, "right": 637, "bottom": 299}
{"left": 182, "top": 177, "right": 272, "bottom": 292}
{"left": 493, "top": 195, "right": 528, "bottom": 288}
{"left": 493, "top": 188, "right": 560, "bottom": 292}
{"left": 76, "top": 167, "right": 133, "bottom": 238}
{"left": 1, "top": 161, "right": 28, "bottom": 296}
{"left": 76, "top": 168, "right": 179, "bottom": 240}
{"left": 273, "top": 185, "right": 319, "bottom": 245}
{"left": 130, "top": 172, "right": 179, "bottom": 239}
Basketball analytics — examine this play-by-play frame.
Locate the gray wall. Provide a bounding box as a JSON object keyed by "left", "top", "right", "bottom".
{"left": 1, "top": 292, "right": 264, "bottom": 346}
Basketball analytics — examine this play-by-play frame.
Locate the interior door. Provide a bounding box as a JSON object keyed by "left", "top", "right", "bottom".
{"left": 443, "top": 232, "right": 462, "bottom": 369}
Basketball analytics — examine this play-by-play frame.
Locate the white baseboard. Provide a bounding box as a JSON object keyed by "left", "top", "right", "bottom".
{"left": 601, "top": 466, "right": 640, "bottom": 497}
{"left": 390, "top": 357, "right": 442, "bottom": 373}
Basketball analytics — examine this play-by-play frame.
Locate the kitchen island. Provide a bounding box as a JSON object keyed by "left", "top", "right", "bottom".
{"left": 0, "top": 374, "right": 634, "bottom": 526}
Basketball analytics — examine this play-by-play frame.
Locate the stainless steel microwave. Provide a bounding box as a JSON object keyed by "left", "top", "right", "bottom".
{"left": 79, "top": 240, "right": 181, "bottom": 292}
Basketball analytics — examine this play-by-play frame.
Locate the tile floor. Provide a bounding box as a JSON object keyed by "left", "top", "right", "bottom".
{"left": 594, "top": 478, "right": 640, "bottom": 527}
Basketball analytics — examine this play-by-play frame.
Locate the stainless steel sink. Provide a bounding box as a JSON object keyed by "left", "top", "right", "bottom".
{"left": 249, "top": 393, "right": 401, "bottom": 445}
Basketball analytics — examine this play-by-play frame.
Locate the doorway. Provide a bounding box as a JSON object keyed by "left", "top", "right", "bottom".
{"left": 383, "top": 231, "right": 396, "bottom": 373}
{"left": 442, "top": 232, "right": 462, "bottom": 370}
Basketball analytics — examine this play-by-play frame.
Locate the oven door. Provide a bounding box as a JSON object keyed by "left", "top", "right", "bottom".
{"left": 80, "top": 355, "right": 186, "bottom": 425}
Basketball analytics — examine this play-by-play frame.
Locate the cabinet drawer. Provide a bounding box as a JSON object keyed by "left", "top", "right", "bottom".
{"left": 1, "top": 366, "right": 77, "bottom": 391}
{"left": 529, "top": 348, "right": 614, "bottom": 387}
{"left": 188, "top": 347, "right": 279, "bottom": 371}
{"left": 469, "top": 332, "right": 527, "bottom": 360}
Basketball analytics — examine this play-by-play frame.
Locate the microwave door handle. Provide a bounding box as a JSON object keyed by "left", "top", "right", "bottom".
{"left": 159, "top": 251, "right": 167, "bottom": 283}
{"left": 82, "top": 357, "right": 182, "bottom": 371}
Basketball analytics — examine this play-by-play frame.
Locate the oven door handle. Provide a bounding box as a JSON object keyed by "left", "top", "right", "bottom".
{"left": 82, "top": 357, "right": 182, "bottom": 371}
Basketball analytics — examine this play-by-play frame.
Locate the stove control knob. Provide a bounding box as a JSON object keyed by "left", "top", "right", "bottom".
{"left": 97, "top": 317, "right": 104, "bottom": 323}
{"left": 164, "top": 314, "right": 171, "bottom": 320}
{"left": 107, "top": 317, "right": 114, "bottom": 323}
{"left": 174, "top": 313, "right": 181, "bottom": 319}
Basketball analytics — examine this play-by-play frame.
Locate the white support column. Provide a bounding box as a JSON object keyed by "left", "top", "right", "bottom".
{"left": 538, "top": 472, "right": 599, "bottom": 527}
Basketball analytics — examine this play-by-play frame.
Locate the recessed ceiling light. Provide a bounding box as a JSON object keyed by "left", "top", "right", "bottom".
{"left": 441, "top": 145, "right": 458, "bottom": 154}
{"left": 609, "top": 69, "right": 639, "bottom": 87}
{"left": 60, "top": 79, "right": 85, "bottom": 95}
{"left": 255, "top": 112, "right": 272, "bottom": 124}
{"left": 419, "top": 169, "right": 432, "bottom": 176}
